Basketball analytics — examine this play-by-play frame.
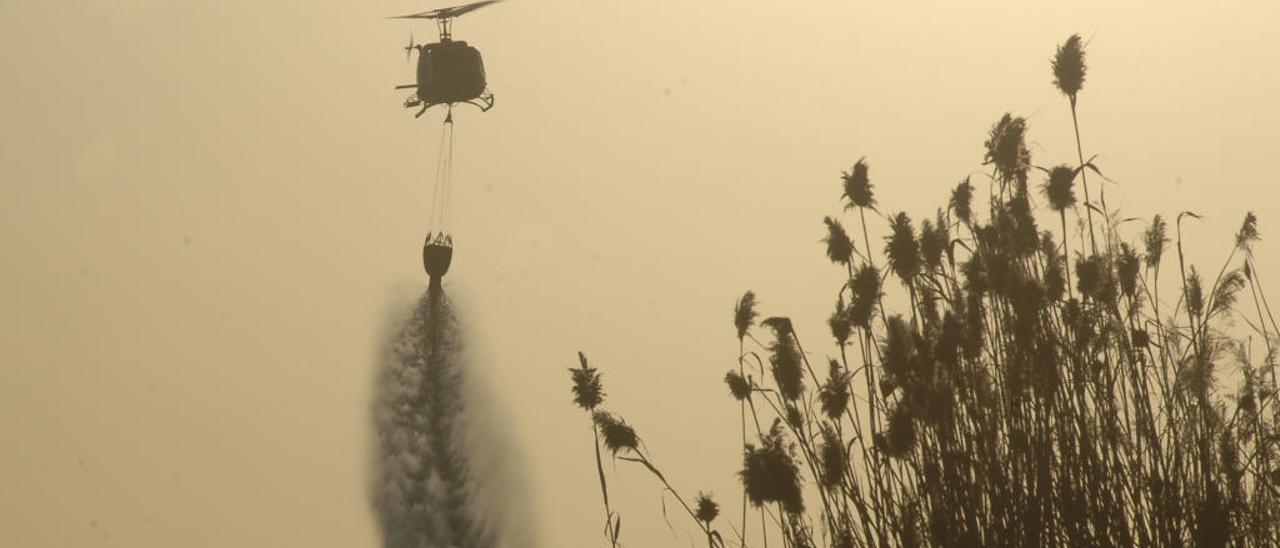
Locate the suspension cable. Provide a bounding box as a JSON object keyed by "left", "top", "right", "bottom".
{"left": 442, "top": 108, "right": 455, "bottom": 234}
{"left": 427, "top": 106, "right": 455, "bottom": 243}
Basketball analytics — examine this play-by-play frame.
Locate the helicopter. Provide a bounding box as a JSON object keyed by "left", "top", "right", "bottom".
{"left": 393, "top": 0, "right": 501, "bottom": 118}
{"left": 392, "top": 1, "right": 504, "bottom": 288}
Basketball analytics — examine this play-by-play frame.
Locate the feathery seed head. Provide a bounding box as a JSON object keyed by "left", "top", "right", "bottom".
{"left": 569, "top": 352, "right": 605, "bottom": 411}
{"left": 823, "top": 216, "right": 855, "bottom": 265}
{"left": 849, "top": 265, "right": 882, "bottom": 329}
{"left": 984, "top": 113, "right": 1032, "bottom": 190}
{"left": 828, "top": 298, "right": 852, "bottom": 346}
{"left": 734, "top": 291, "right": 759, "bottom": 341}
{"left": 1053, "top": 34, "right": 1087, "bottom": 101}
{"left": 886, "top": 212, "right": 921, "bottom": 284}
{"left": 818, "top": 426, "right": 846, "bottom": 491}
{"left": 1042, "top": 164, "right": 1078, "bottom": 212}
{"left": 766, "top": 321, "right": 804, "bottom": 401}
{"left": 1145, "top": 215, "right": 1168, "bottom": 269}
{"left": 593, "top": 411, "right": 639, "bottom": 456}
{"left": 740, "top": 420, "right": 805, "bottom": 514}
{"left": 1187, "top": 267, "right": 1205, "bottom": 318}
{"left": 841, "top": 158, "right": 875, "bottom": 210}
{"left": 725, "top": 370, "right": 752, "bottom": 401}
{"left": 694, "top": 493, "right": 720, "bottom": 524}
{"left": 950, "top": 177, "right": 975, "bottom": 224}
{"left": 819, "top": 359, "right": 851, "bottom": 420}
{"left": 1118, "top": 243, "right": 1141, "bottom": 298}
{"left": 920, "top": 216, "right": 948, "bottom": 271}
{"left": 1236, "top": 212, "right": 1260, "bottom": 251}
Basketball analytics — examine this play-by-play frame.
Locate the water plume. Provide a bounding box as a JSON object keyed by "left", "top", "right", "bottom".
{"left": 370, "top": 286, "right": 531, "bottom": 548}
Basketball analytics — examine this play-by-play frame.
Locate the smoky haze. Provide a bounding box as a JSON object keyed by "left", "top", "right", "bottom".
{"left": 3, "top": 0, "right": 1280, "bottom": 547}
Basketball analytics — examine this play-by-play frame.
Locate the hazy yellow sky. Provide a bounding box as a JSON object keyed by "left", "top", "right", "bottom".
{"left": 4, "top": 1, "right": 1279, "bottom": 546}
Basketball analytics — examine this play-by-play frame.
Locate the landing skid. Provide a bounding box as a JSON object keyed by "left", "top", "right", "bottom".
{"left": 401, "top": 89, "right": 495, "bottom": 118}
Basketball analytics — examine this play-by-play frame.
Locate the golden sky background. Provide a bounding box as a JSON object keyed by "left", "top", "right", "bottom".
{"left": 3, "top": 0, "right": 1279, "bottom": 546}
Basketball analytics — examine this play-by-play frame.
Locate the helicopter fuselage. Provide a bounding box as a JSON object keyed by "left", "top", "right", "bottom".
{"left": 414, "top": 40, "right": 487, "bottom": 106}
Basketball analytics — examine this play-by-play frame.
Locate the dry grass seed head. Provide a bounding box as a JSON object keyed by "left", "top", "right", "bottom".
{"left": 593, "top": 411, "right": 639, "bottom": 456}
{"left": 1145, "top": 215, "right": 1168, "bottom": 269}
{"left": 740, "top": 420, "right": 805, "bottom": 513}
{"left": 819, "top": 359, "right": 851, "bottom": 419}
{"left": 694, "top": 492, "right": 720, "bottom": 524}
{"left": 984, "top": 113, "right": 1032, "bottom": 190}
{"left": 886, "top": 212, "right": 922, "bottom": 284}
{"left": 1236, "top": 212, "right": 1260, "bottom": 251}
{"left": 1118, "top": 243, "right": 1141, "bottom": 298}
{"left": 734, "top": 291, "right": 759, "bottom": 341}
{"left": 724, "top": 370, "right": 752, "bottom": 401}
{"left": 849, "top": 264, "right": 883, "bottom": 328}
{"left": 1053, "top": 34, "right": 1087, "bottom": 101}
{"left": 920, "top": 215, "right": 948, "bottom": 271}
{"left": 823, "top": 216, "right": 855, "bottom": 265}
{"left": 842, "top": 158, "right": 875, "bottom": 210}
{"left": 819, "top": 426, "right": 846, "bottom": 491}
{"left": 569, "top": 352, "right": 605, "bottom": 411}
{"left": 1042, "top": 164, "right": 1078, "bottom": 212}
{"left": 768, "top": 326, "right": 805, "bottom": 401}
{"left": 1186, "top": 266, "right": 1205, "bottom": 318}
{"left": 828, "top": 298, "right": 853, "bottom": 346}
{"left": 950, "top": 177, "right": 975, "bottom": 224}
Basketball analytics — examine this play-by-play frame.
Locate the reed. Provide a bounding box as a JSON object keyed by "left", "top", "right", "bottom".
{"left": 567, "top": 35, "right": 1279, "bottom": 547}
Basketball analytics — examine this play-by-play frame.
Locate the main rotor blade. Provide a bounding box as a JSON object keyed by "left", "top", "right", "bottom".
{"left": 389, "top": 0, "right": 503, "bottom": 20}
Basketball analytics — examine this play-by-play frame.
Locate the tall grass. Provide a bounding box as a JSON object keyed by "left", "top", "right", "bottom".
{"left": 567, "top": 35, "right": 1280, "bottom": 547}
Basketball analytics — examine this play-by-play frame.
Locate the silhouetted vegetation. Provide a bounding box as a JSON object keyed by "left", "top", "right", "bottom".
{"left": 569, "top": 35, "right": 1279, "bottom": 547}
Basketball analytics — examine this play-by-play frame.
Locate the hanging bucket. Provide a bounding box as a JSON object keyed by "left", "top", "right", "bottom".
{"left": 423, "top": 234, "right": 453, "bottom": 288}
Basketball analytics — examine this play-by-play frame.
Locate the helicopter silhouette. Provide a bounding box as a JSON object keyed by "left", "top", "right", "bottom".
{"left": 393, "top": 0, "right": 501, "bottom": 118}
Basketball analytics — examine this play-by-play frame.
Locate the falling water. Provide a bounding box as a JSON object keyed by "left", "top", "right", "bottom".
{"left": 370, "top": 286, "right": 530, "bottom": 548}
